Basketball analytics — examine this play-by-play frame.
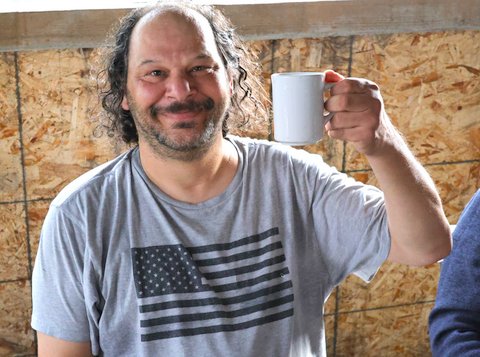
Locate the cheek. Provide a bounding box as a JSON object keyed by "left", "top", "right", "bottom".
{"left": 130, "top": 82, "right": 165, "bottom": 107}
{"left": 208, "top": 74, "right": 231, "bottom": 98}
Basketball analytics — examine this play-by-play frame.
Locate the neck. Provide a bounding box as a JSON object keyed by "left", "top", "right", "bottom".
{"left": 138, "top": 135, "right": 238, "bottom": 204}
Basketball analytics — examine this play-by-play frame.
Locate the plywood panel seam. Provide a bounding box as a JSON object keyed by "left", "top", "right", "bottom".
{"left": 0, "top": 278, "right": 30, "bottom": 285}
{"left": 425, "top": 159, "right": 480, "bottom": 167}
{"left": 13, "top": 52, "right": 34, "bottom": 283}
{"left": 340, "top": 36, "right": 356, "bottom": 175}
{"left": 0, "top": 197, "right": 52, "bottom": 206}
{"left": 344, "top": 159, "right": 480, "bottom": 174}
{"left": 338, "top": 299, "right": 436, "bottom": 315}
{"left": 0, "top": 200, "right": 25, "bottom": 205}
{"left": 332, "top": 286, "right": 340, "bottom": 357}
{"left": 332, "top": 36, "right": 356, "bottom": 357}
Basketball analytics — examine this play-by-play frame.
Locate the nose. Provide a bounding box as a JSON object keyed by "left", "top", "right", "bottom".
{"left": 165, "top": 73, "right": 195, "bottom": 102}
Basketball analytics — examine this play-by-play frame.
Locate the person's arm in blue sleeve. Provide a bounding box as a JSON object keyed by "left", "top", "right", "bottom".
{"left": 429, "top": 189, "right": 480, "bottom": 356}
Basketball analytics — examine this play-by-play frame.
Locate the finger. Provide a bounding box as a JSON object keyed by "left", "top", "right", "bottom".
{"left": 324, "top": 69, "right": 345, "bottom": 83}
{"left": 325, "top": 113, "right": 360, "bottom": 131}
{"left": 325, "top": 93, "right": 379, "bottom": 113}
{"left": 326, "top": 125, "right": 376, "bottom": 144}
{"left": 325, "top": 121, "right": 358, "bottom": 133}
{"left": 325, "top": 111, "right": 378, "bottom": 132}
{"left": 330, "top": 77, "right": 379, "bottom": 96}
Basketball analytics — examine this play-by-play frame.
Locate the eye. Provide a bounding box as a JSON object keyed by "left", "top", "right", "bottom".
{"left": 148, "top": 70, "right": 166, "bottom": 77}
{"left": 191, "top": 66, "right": 208, "bottom": 72}
{"left": 190, "top": 65, "right": 217, "bottom": 74}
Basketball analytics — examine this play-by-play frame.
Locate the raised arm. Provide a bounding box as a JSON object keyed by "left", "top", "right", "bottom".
{"left": 325, "top": 71, "right": 451, "bottom": 266}
{"left": 37, "top": 333, "right": 92, "bottom": 357}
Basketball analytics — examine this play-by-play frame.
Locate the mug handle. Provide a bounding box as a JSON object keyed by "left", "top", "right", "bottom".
{"left": 323, "top": 82, "right": 335, "bottom": 122}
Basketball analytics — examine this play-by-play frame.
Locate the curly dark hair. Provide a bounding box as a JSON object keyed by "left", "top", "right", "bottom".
{"left": 98, "top": 1, "right": 268, "bottom": 144}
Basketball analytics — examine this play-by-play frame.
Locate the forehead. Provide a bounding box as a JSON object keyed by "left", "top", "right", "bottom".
{"left": 129, "top": 8, "right": 219, "bottom": 60}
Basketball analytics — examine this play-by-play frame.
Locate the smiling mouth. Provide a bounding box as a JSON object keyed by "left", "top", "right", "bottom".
{"left": 163, "top": 110, "right": 202, "bottom": 122}
{"left": 172, "top": 120, "right": 197, "bottom": 129}
{"left": 151, "top": 98, "right": 214, "bottom": 118}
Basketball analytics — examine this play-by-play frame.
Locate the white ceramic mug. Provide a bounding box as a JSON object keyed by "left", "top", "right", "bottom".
{"left": 271, "top": 72, "right": 334, "bottom": 146}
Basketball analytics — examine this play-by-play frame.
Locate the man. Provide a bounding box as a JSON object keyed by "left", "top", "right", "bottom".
{"left": 429, "top": 190, "right": 480, "bottom": 356}
{"left": 31, "top": 2, "right": 451, "bottom": 356}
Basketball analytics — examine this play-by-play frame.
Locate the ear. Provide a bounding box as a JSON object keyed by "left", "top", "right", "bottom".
{"left": 121, "top": 95, "right": 129, "bottom": 111}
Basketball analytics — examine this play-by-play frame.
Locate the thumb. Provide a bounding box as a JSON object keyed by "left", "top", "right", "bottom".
{"left": 325, "top": 70, "right": 345, "bottom": 83}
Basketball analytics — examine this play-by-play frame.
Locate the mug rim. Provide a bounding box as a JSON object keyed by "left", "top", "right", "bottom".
{"left": 271, "top": 71, "right": 325, "bottom": 77}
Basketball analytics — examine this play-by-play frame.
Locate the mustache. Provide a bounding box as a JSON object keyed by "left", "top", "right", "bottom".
{"left": 150, "top": 98, "right": 215, "bottom": 117}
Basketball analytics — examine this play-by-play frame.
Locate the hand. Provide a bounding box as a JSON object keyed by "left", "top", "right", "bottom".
{"left": 324, "top": 70, "right": 394, "bottom": 156}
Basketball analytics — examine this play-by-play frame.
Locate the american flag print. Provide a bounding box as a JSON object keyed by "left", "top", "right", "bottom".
{"left": 131, "top": 227, "right": 294, "bottom": 342}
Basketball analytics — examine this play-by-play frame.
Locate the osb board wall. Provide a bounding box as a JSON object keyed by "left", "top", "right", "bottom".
{"left": 1, "top": 30, "right": 479, "bottom": 356}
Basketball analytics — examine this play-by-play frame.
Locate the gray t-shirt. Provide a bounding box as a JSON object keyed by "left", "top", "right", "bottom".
{"left": 32, "top": 136, "right": 390, "bottom": 356}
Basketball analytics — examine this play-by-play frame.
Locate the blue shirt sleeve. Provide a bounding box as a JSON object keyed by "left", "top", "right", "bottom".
{"left": 429, "top": 190, "right": 480, "bottom": 356}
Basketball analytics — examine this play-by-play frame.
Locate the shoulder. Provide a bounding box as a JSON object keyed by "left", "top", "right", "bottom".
{"left": 453, "top": 190, "right": 480, "bottom": 241}
{"left": 51, "top": 148, "right": 137, "bottom": 209}
{"left": 228, "top": 135, "right": 328, "bottom": 169}
{"left": 460, "top": 190, "right": 480, "bottom": 220}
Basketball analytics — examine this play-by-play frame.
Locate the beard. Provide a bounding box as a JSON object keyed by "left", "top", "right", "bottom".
{"left": 126, "top": 92, "right": 229, "bottom": 161}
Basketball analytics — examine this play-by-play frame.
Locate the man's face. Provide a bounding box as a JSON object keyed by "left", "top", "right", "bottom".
{"left": 122, "top": 10, "right": 232, "bottom": 159}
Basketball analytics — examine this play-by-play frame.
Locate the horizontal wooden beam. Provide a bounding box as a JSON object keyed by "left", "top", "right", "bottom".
{"left": 1, "top": 0, "right": 480, "bottom": 52}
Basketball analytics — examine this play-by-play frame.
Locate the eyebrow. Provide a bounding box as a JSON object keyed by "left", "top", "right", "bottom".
{"left": 138, "top": 53, "right": 215, "bottom": 67}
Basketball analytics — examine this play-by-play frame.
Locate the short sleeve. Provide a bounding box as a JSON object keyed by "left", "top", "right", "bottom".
{"left": 31, "top": 204, "right": 91, "bottom": 342}
{"left": 311, "top": 165, "right": 391, "bottom": 286}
